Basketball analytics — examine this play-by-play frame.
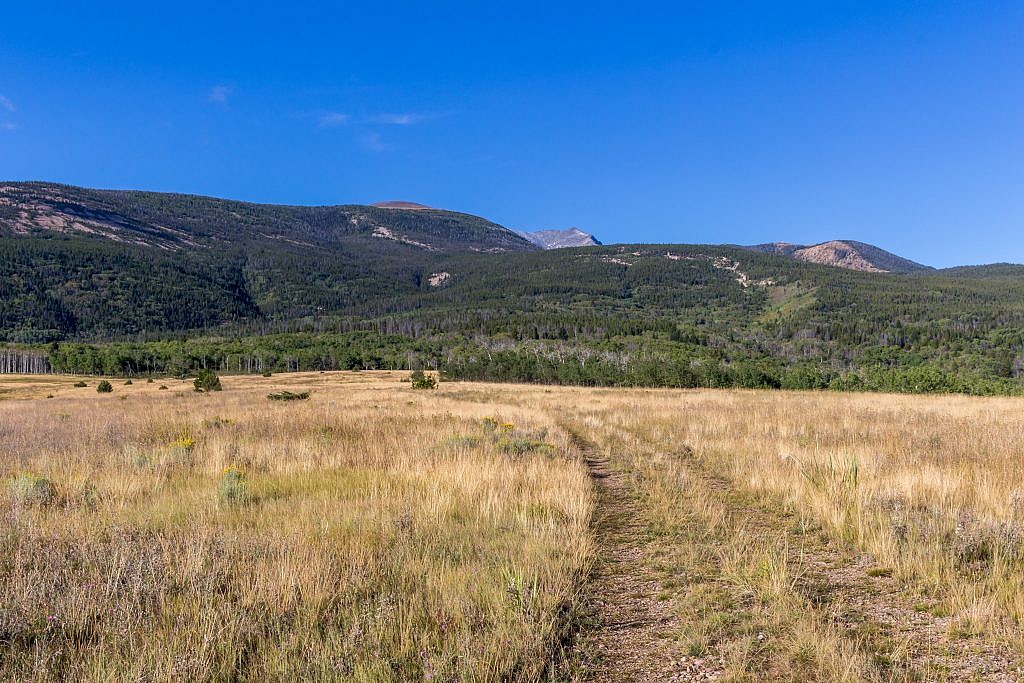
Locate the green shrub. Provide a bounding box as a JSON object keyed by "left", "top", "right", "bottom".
{"left": 10, "top": 474, "right": 57, "bottom": 506}
{"left": 262, "top": 371, "right": 273, "bottom": 377}
{"left": 410, "top": 369, "right": 437, "bottom": 390}
{"left": 781, "top": 366, "right": 831, "bottom": 391}
{"left": 170, "top": 434, "right": 195, "bottom": 453}
{"left": 268, "top": 390, "right": 310, "bottom": 401}
{"left": 497, "top": 437, "right": 555, "bottom": 457}
{"left": 124, "top": 379, "right": 133, "bottom": 385}
{"left": 73, "top": 381, "right": 87, "bottom": 388}
{"left": 96, "top": 380, "right": 113, "bottom": 393}
{"left": 158, "top": 435, "right": 196, "bottom": 468}
{"left": 158, "top": 385, "right": 169, "bottom": 390}
{"left": 146, "top": 378, "right": 154, "bottom": 383}
{"left": 489, "top": 423, "right": 554, "bottom": 457}
{"left": 218, "top": 465, "right": 248, "bottom": 506}
{"left": 193, "top": 369, "right": 222, "bottom": 392}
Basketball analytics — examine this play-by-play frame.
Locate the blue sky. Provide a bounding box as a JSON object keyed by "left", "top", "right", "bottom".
{"left": 1, "top": 2, "right": 1022, "bottom": 267}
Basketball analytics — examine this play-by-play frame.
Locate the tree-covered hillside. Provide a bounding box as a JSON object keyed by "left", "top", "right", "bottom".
{"left": 0, "top": 182, "right": 537, "bottom": 338}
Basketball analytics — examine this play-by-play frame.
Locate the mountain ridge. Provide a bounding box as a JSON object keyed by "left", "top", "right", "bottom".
{"left": 2, "top": 182, "right": 935, "bottom": 269}
{"left": 0, "top": 182, "right": 537, "bottom": 253}
{"left": 747, "top": 239, "right": 931, "bottom": 273}
{"left": 370, "top": 201, "right": 434, "bottom": 210}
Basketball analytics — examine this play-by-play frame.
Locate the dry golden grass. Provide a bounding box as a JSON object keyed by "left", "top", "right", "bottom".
{"left": 0, "top": 373, "right": 593, "bottom": 681}
{"left": 649, "top": 390, "right": 1024, "bottom": 645}
{"left": 551, "top": 387, "right": 1024, "bottom": 679}
{"left": 3, "top": 376, "right": 1023, "bottom": 681}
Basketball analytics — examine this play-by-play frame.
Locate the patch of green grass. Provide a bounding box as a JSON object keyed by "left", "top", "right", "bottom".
{"left": 758, "top": 285, "right": 818, "bottom": 323}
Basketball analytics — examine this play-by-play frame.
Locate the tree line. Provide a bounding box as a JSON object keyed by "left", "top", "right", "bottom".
{"left": 3, "top": 333, "right": 1019, "bottom": 397}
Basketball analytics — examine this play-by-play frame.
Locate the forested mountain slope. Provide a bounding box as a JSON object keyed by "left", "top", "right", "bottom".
{"left": 2, "top": 182, "right": 1024, "bottom": 394}
{"left": 0, "top": 182, "right": 535, "bottom": 252}
{"left": 0, "top": 182, "right": 535, "bottom": 339}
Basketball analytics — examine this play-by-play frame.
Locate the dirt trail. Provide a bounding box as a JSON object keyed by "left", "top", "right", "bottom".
{"left": 573, "top": 443, "right": 721, "bottom": 682}
{"left": 571, "top": 428, "right": 1021, "bottom": 682}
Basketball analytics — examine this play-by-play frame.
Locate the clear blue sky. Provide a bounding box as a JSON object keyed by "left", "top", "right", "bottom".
{"left": 1, "top": 2, "right": 1022, "bottom": 267}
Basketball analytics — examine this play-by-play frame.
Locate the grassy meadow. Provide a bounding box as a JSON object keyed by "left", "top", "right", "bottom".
{"left": 0, "top": 373, "right": 593, "bottom": 681}
{"left": 563, "top": 390, "right": 1024, "bottom": 680}
{"left": 2, "top": 373, "right": 1024, "bottom": 681}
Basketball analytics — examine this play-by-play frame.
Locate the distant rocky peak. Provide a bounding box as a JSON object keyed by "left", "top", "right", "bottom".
{"left": 518, "top": 227, "right": 601, "bottom": 249}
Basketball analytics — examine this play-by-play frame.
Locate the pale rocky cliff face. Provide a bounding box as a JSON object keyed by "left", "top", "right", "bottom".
{"left": 518, "top": 227, "right": 601, "bottom": 249}
{"left": 790, "top": 241, "right": 888, "bottom": 272}
{"left": 748, "top": 239, "right": 931, "bottom": 273}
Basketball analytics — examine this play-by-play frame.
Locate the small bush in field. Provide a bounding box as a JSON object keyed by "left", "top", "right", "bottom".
{"left": 262, "top": 371, "right": 273, "bottom": 377}
{"left": 96, "top": 380, "right": 113, "bottom": 393}
{"left": 124, "top": 379, "right": 133, "bottom": 385}
{"left": 218, "top": 465, "right": 248, "bottom": 506}
{"left": 496, "top": 437, "right": 555, "bottom": 457}
{"left": 193, "top": 369, "right": 222, "bottom": 392}
{"left": 268, "top": 390, "right": 310, "bottom": 401}
{"left": 410, "top": 370, "right": 437, "bottom": 390}
{"left": 146, "top": 378, "right": 154, "bottom": 383}
{"left": 486, "top": 422, "right": 555, "bottom": 458}
{"left": 158, "top": 385, "right": 168, "bottom": 390}
{"left": 73, "top": 381, "right": 87, "bottom": 388}
{"left": 165, "top": 434, "right": 196, "bottom": 465}
{"left": 10, "top": 474, "right": 57, "bottom": 507}
{"left": 170, "top": 435, "right": 195, "bottom": 453}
